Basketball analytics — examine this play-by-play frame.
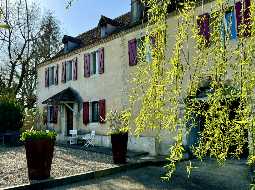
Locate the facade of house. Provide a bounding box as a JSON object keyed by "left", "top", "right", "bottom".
{"left": 37, "top": 0, "right": 251, "bottom": 155}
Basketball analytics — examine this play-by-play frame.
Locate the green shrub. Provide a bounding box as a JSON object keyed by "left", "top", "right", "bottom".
{"left": 0, "top": 95, "right": 24, "bottom": 132}
{"left": 20, "top": 130, "right": 57, "bottom": 141}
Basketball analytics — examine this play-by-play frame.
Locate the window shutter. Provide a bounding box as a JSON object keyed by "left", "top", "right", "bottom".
{"left": 53, "top": 106, "right": 58, "bottom": 124}
{"left": 197, "top": 13, "right": 210, "bottom": 45}
{"left": 235, "top": 1, "right": 242, "bottom": 35}
{"left": 73, "top": 58, "right": 78, "bottom": 80}
{"left": 235, "top": 0, "right": 251, "bottom": 37}
{"left": 98, "top": 48, "right": 104, "bottom": 74}
{"left": 83, "top": 102, "right": 90, "bottom": 125}
{"left": 244, "top": 0, "right": 251, "bottom": 36}
{"left": 150, "top": 36, "right": 156, "bottom": 47}
{"left": 84, "top": 54, "right": 90, "bottom": 77}
{"left": 99, "top": 99, "right": 106, "bottom": 123}
{"left": 128, "top": 39, "right": 137, "bottom": 66}
{"left": 45, "top": 68, "right": 49, "bottom": 87}
{"left": 55, "top": 65, "right": 59, "bottom": 85}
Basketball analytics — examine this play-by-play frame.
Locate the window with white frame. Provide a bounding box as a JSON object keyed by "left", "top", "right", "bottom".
{"left": 47, "top": 106, "right": 54, "bottom": 123}
{"left": 66, "top": 61, "right": 73, "bottom": 81}
{"left": 48, "top": 66, "right": 55, "bottom": 86}
{"left": 90, "top": 51, "right": 98, "bottom": 75}
{"left": 91, "top": 101, "right": 99, "bottom": 122}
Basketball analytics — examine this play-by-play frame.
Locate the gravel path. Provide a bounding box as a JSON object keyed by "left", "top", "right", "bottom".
{"left": 0, "top": 145, "right": 117, "bottom": 188}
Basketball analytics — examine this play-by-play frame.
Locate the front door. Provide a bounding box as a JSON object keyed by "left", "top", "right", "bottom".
{"left": 66, "top": 103, "right": 73, "bottom": 136}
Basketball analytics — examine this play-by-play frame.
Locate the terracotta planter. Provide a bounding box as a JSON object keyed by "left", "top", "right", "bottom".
{"left": 111, "top": 132, "right": 128, "bottom": 164}
{"left": 24, "top": 138, "right": 55, "bottom": 180}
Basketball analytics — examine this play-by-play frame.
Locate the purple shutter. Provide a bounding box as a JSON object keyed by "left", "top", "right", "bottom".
{"left": 55, "top": 65, "right": 59, "bottom": 85}
{"left": 197, "top": 13, "right": 210, "bottom": 45}
{"left": 128, "top": 39, "right": 137, "bottom": 66}
{"left": 235, "top": 1, "right": 242, "bottom": 35}
{"left": 53, "top": 106, "right": 58, "bottom": 124}
{"left": 45, "top": 68, "right": 49, "bottom": 87}
{"left": 99, "top": 99, "right": 106, "bottom": 123}
{"left": 73, "top": 57, "right": 78, "bottom": 80}
{"left": 236, "top": 0, "right": 251, "bottom": 37}
{"left": 98, "top": 48, "right": 104, "bottom": 74}
{"left": 244, "top": 0, "right": 251, "bottom": 36}
{"left": 84, "top": 54, "right": 90, "bottom": 78}
{"left": 83, "top": 102, "right": 90, "bottom": 125}
{"left": 150, "top": 36, "right": 156, "bottom": 47}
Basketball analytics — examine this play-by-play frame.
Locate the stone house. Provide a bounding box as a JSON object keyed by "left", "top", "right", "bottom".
{"left": 37, "top": 0, "right": 251, "bottom": 155}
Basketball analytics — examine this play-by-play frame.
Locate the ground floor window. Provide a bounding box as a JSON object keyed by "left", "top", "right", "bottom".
{"left": 91, "top": 101, "right": 99, "bottom": 122}
{"left": 83, "top": 99, "right": 105, "bottom": 125}
{"left": 47, "top": 106, "right": 54, "bottom": 123}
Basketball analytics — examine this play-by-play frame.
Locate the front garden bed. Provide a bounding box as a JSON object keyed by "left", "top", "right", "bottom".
{"left": 0, "top": 145, "right": 118, "bottom": 188}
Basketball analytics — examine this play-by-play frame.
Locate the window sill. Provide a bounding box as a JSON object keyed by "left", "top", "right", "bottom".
{"left": 89, "top": 74, "right": 99, "bottom": 79}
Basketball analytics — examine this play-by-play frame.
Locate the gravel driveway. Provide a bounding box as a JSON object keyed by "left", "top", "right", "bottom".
{"left": 0, "top": 145, "right": 117, "bottom": 188}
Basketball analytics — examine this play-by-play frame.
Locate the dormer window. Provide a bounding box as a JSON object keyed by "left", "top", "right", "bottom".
{"left": 98, "top": 16, "right": 120, "bottom": 38}
{"left": 62, "top": 35, "right": 83, "bottom": 53}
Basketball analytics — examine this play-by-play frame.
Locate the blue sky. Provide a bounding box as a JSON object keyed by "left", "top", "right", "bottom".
{"left": 36, "top": 0, "right": 130, "bottom": 37}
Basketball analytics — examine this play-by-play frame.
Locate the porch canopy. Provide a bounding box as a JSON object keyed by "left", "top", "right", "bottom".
{"left": 42, "top": 87, "right": 82, "bottom": 105}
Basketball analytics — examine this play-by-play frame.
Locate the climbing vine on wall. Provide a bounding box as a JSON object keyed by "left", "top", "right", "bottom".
{"left": 128, "top": 0, "right": 255, "bottom": 182}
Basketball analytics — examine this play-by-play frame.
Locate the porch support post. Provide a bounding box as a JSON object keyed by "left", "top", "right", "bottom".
{"left": 60, "top": 104, "right": 66, "bottom": 136}
{"left": 73, "top": 103, "right": 79, "bottom": 130}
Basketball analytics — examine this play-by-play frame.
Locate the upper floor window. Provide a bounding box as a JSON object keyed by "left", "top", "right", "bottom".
{"left": 61, "top": 57, "right": 78, "bottom": 83}
{"left": 66, "top": 61, "right": 73, "bottom": 81}
{"left": 84, "top": 48, "right": 104, "bottom": 78}
{"left": 224, "top": 8, "right": 237, "bottom": 40}
{"left": 48, "top": 67, "right": 55, "bottom": 86}
{"left": 128, "top": 36, "right": 155, "bottom": 66}
{"left": 90, "top": 51, "right": 98, "bottom": 75}
{"left": 197, "top": 0, "right": 251, "bottom": 46}
{"left": 45, "top": 65, "right": 59, "bottom": 88}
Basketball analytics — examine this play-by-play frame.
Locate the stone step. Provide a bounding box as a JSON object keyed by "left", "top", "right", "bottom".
{"left": 56, "top": 142, "right": 149, "bottom": 158}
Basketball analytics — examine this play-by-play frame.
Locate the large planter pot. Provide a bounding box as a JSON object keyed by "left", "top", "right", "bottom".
{"left": 111, "top": 132, "right": 128, "bottom": 164}
{"left": 24, "top": 138, "right": 55, "bottom": 180}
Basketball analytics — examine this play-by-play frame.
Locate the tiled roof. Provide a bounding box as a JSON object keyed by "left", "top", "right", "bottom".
{"left": 76, "top": 12, "right": 131, "bottom": 47}
{"left": 46, "top": 12, "right": 131, "bottom": 64}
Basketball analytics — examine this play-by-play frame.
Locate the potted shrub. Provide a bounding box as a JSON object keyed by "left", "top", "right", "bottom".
{"left": 20, "top": 108, "right": 56, "bottom": 180}
{"left": 20, "top": 130, "right": 57, "bottom": 180}
{"left": 107, "top": 109, "right": 130, "bottom": 164}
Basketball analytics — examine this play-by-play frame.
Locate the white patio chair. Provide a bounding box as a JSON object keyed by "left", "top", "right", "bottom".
{"left": 82, "top": 130, "right": 96, "bottom": 147}
{"left": 68, "top": 129, "right": 78, "bottom": 145}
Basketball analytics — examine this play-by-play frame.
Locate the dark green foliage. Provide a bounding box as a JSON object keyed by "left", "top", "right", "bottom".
{"left": 0, "top": 95, "right": 24, "bottom": 132}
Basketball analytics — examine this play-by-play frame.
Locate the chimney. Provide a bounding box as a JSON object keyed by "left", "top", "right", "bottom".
{"left": 131, "top": 0, "right": 145, "bottom": 24}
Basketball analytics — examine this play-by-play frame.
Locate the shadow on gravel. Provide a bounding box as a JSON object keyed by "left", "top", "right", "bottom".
{"left": 48, "top": 159, "right": 251, "bottom": 190}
